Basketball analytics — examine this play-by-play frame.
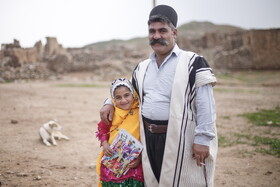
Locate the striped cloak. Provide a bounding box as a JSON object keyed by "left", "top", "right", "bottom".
{"left": 132, "top": 51, "right": 218, "bottom": 187}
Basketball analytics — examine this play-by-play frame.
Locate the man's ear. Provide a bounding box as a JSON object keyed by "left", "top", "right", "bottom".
{"left": 173, "top": 28, "right": 178, "bottom": 39}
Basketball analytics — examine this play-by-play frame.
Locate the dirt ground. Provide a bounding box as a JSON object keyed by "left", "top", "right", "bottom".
{"left": 0, "top": 71, "right": 280, "bottom": 187}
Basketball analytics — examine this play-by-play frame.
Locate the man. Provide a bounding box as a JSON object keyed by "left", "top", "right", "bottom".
{"left": 100, "top": 5, "right": 217, "bottom": 187}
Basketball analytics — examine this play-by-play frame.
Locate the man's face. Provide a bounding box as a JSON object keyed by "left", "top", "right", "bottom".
{"left": 148, "top": 22, "right": 177, "bottom": 56}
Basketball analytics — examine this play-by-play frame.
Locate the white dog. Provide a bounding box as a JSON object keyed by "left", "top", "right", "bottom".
{"left": 39, "top": 120, "right": 70, "bottom": 146}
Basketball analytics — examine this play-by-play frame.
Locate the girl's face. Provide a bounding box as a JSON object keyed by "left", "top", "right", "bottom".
{"left": 113, "top": 86, "right": 134, "bottom": 110}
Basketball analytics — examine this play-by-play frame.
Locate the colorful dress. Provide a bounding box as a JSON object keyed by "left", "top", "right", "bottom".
{"left": 96, "top": 97, "right": 144, "bottom": 187}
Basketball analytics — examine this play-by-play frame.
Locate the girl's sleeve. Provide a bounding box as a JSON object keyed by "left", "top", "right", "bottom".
{"left": 96, "top": 121, "right": 111, "bottom": 146}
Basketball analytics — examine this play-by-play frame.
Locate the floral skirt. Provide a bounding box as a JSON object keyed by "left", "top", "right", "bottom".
{"left": 101, "top": 178, "right": 144, "bottom": 187}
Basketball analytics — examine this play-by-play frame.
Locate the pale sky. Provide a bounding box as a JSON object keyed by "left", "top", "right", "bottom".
{"left": 0, "top": 0, "right": 279, "bottom": 48}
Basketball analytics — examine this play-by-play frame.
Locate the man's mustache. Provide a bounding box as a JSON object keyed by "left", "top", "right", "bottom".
{"left": 149, "top": 38, "right": 169, "bottom": 46}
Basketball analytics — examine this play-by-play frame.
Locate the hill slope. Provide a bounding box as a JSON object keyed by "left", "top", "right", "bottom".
{"left": 84, "top": 21, "right": 243, "bottom": 49}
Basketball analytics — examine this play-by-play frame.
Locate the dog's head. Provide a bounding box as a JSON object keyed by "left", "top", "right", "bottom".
{"left": 47, "top": 120, "right": 62, "bottom": 131}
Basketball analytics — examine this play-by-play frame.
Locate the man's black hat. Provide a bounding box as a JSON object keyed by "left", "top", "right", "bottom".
{"left": 149, "top": 5, "right": 178, "bottom": 27}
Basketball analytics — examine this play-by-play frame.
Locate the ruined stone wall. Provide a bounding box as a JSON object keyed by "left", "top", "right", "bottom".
{"left": 1, "top": 26, "right": 279, "bottom": 82}
{"left": 200, "top": 29, "right": 280, "bottom": 70}
{"left": 244, "top": 29, "right": 280, "bottom": 69}
{"left": 44, "top": 37, "right": 67, "bottom": 56}
{"left": 178, "top": 28, "right": 280, "bottom": 70}
{"left": 0, "top": 39, "right": 39, "bottom": 67}
{"left": 3, "top": 48, "right": 38, "bottom": 66}
{"left": 0, "top": 37, "right": 70, "bottom": 81}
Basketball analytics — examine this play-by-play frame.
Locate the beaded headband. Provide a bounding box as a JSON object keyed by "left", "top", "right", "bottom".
{"left": 110, "top": 78, "right": 134, "bottom": 99}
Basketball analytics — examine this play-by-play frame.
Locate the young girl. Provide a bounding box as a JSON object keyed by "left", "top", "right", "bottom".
{"left": 96, "top": 78, "right": 144, "bottom": 187}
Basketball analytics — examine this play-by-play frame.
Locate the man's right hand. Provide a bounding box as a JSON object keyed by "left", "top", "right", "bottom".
{"left": 100, "top": 104, "right": 115, "bottom": 124}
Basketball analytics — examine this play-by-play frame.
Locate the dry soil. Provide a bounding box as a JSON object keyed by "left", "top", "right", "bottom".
{"left": 0, "top": 71, "right": 280, "bottom": 187}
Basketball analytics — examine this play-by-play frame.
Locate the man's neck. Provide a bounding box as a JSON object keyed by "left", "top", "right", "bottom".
{"left": 156, "top": 55, "right": 167, "bottom": 67}
{"left": 155, "top": 48, "right": 174, "bottom": 67}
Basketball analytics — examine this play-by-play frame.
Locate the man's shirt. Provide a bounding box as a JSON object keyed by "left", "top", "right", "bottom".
{"left": 142, "top": 44, "right": 216, "bottom": 146}
{"left": 142, "top": 44, "right": 181, "bottom": 120}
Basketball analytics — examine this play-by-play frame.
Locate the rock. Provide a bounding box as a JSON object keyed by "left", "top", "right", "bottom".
{"left": 33, "top": 175, "right": 42, "bottom": 180}
{"left": 47, "top": 54, "right": 72, "bottom": 73}
{"left": 16, "top": 173, "right": 28, "bottom": 177}
{"left": 89, "top": 163, "right": 96, "bottom": 169}
{"left": 55, "top": 165, "right": 66, "bottom": 169}
{"left": 10, "top": 120, "right": 18, "bottom": 124}
{"left": 264, "top": 171, "right": 273, "bottom": 175}
{"left": 6, "top": 171, "right": 14, "bottom": 174}
{"left": 266, "top": 121, "right": 273, "bottom": 125}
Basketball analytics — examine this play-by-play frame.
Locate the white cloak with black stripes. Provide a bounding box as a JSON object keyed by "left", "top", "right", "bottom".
{"left": 132, "top": 51, "right": 218, "bottom": 187}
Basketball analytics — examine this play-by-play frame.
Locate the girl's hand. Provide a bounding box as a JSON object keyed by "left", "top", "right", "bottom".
{"left": 127, "top": 156, "right": 141, "bottom": 169}
{"left": 102, "top": 141, "right": 113, "bottom": 156}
